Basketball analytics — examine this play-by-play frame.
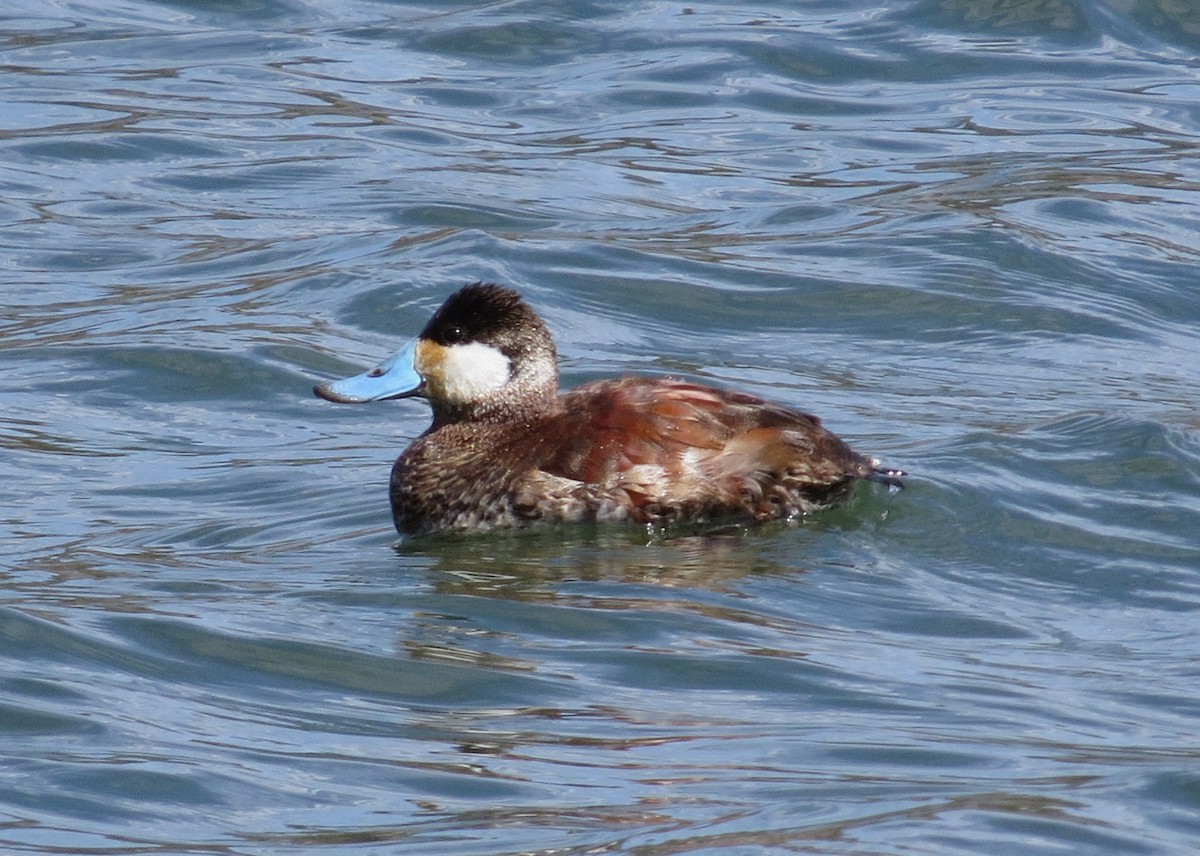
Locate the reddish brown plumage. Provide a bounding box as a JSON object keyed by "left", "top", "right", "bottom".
{"left": 525, "top": 377, "right": 875, "bottom": 525}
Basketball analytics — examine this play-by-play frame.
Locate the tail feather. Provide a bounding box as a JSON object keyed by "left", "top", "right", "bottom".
{"left": 867, "top": 460, "right": 906, "bottom": 490}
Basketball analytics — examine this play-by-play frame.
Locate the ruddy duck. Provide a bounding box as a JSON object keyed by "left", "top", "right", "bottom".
{"left": 315, "top": 283, "right": 903, "bottom": 535}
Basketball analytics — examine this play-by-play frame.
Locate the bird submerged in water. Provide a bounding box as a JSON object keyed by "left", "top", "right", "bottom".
{"left": 314, "top": 283, "right": 903, "bottom": 536}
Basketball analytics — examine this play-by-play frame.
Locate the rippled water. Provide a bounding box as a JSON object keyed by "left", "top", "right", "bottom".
{"left": 3, "top": 1, "right": 1200, "bottom": 853}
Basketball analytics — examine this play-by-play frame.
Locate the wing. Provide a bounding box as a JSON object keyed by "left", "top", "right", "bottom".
{"left": 536, "top": 378, "right": 871, "bottom": 519}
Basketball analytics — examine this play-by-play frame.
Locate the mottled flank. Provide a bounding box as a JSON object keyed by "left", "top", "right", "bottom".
{"left": 320, "top": 283, "right": 902, "bottom": 535}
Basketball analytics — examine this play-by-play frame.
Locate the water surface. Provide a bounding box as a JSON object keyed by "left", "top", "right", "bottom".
{"left": 3, "top": 1, "right": 1200, "bottom": 853}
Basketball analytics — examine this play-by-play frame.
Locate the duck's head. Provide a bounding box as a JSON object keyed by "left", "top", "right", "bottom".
{"left": 314, "top": 283, "right": 559, "bottom": 424}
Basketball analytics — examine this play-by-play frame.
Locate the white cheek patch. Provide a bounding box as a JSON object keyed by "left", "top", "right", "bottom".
{"left": 438, "top": 342, "right": 512, "bottom": 403}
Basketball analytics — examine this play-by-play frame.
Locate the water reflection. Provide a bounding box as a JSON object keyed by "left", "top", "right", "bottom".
{"left": 403, "top": 527, "right": 779, "bottom": 589}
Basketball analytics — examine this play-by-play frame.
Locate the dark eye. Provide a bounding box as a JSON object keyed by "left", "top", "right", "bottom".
{"left": 443, "top": 325, "right": 466, "bottom": 344}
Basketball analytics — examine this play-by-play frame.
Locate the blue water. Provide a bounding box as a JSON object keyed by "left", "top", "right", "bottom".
{"left": 3, "top": 1, "right": 1200, "bottom": 853}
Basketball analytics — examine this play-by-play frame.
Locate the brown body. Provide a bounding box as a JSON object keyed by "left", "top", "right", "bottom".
{"left": 391, "top": 377, "right": 874, "bottom": 535}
